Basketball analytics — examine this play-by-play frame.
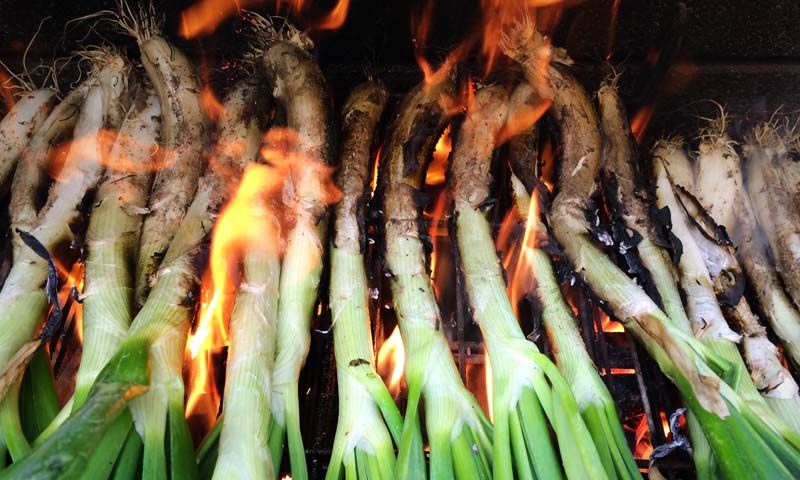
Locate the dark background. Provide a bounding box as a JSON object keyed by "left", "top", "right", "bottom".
{"left": 2, "top": 0, "right": 800, "bottom": 141}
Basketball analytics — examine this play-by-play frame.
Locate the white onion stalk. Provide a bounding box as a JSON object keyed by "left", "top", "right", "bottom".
{"left": 325, "top": 80, "right": 403, "bottom": 480}
{"left": 452, "top": 83, "right": 610, "bottom": 480}
{"left": 383, "top": 80, "right": 492, "bottom": 479}
{"left": 0, "top": 49, "right": 129, "bottom": 461}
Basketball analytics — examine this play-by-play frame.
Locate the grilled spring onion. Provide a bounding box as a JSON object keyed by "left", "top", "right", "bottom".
{"left": 0, "top": 88, "right": 56, "bottom": 191}
{"left": 73, "top": 83, "right": 160, "bottom": 409}
{"left": 326, "top": 81, "right": 403, "bottom": 480}
{"left": 0, "top": 338, "right": 149, "bottom": 480}
{"left": 383, "top": 80, "right": 492, "bottom": 480}
{"left": 694, "top": 118, "right": 800, "bottom": 371}
{"left": 255, "top": 18, "right": 336, "bottom": 480}
{"left": 744, "top": 123, "right": 800, "bottom": 312}
{"left": 450, "top": 83, "right": 607, "bottom": 480}
{"left": 656, "top": 136, "right": 800, "bottom": 434}
{"left": 105, "top": 2, "right": 209, "bottom": 307}
{"left": 211, "top": 81, "right": 280, "bottom": 480}
{"left": 539, "top": 61, "right": 800, "bottom": 478}
{"left": 597, "top": 82, "right": 715, "bottom": 477}
{"left": 9, "top": 77, "right": 92, "bottom": 259}
{"left": 652, "top": 141, "right": 800, "bottom": 438}
{"left": 129, "top": 79, "right": 267, "bottom": 480}
{"left": 0, "top": 50, "right": 129, "bottom": 461}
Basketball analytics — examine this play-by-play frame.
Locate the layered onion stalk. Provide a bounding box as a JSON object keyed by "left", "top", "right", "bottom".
{"left": 383, "top": 80, "right": 492, "bottom": 479}
{"left": 326, "top": 80, "right": 404, "bottom": 480}
{"left": 655, "top": 134, "right": 800, "bottom": 435}
{"left": 451, "top": 83, "right": 610, "bottom": 480}
{"left": 255, "top": 17, "right": 337, "bottom": 480}
{"left": 0, "top": 49, "right": 129, "bottom": 462}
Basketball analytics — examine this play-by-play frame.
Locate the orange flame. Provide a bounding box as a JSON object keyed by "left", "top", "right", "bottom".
{"left": 201, "top": 85, "right": 226, "bottom": 123}
{"left": 54, "top": 260, "right": 85, "bottom": 344}
{"left": 598, "top": 310, "right": 625, "bottom": 333}
{"left": 376, "top": 325, "right": 405, "bottom": 398}
{"left": 465, "top": 358, "right": 493, "bottom": 419}
{"left": 369, "top": 145, "right": 382, "bottom": 198}
{"left": 630, "top": 104, "right": 655, "bottom": 144}
{"left": 46, "top": 130, "right": 169, "bottom": 181}
{"left": 0, "top": 68, "right": 15, "bottom": 110}
{"left": 630, "top": 411, "right": 672, "bottom": 460}
{"left": 425, "top": 126, "right": 451, "bottom": 186}
{"left": 180, "top": 0, "right": 350, "bottom": 39}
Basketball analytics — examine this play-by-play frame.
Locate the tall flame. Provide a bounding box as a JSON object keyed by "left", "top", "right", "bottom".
{"left": 376, "top": 325, "right": 405, "bottom": 398}
{"left": 180, "top": 0, "right": 351, "bottom": 39}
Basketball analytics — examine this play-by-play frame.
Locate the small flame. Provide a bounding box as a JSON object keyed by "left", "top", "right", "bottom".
{"left": 629, "top": 411, "right": 672, "bottom": 460}
{"left": 598, "top": 310, "right": 625, "bottom": 333}
{"left": 606, "top": 0, "right": 622, "bottom": 60}
{"left": 630, "top": 104, "right": 655, "bottom": 144}
{"left": 425, "top": 127, "right": 451, "bottom": 186}
{"left": 0, "top": 68, "right": 15, "bottom": 110}
{"left": 54, "top": 260, "right": 85, "bottom": 344}
{"left": 465, "top": 358, "right": 493, "bottom": 419}
{"left": 369, "top": 145, "right": 382, "bottom": 198}
{"left": 180, "top": 0, "right": 258, "bottom": 39}
{"left": 376, "top": 325, "right": 405, "bottom": 398}
{"left": 201, "top": 85, "right": 226, "bottom": 123}
{"left": 314, "top": 0, "right": 350, "bottom": 30}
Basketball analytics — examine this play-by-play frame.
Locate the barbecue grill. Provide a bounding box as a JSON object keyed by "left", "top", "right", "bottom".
{"left": 2, "top": 1, "right": 800, "bottom": 479}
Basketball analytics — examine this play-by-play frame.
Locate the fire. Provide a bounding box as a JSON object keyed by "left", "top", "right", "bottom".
{"left": 465, "top": 358, "right": 494, "bottom": 419}
{"left": 630, "top": 104, "right": 655, "bottom": 144}
{"left": 313, "top": 0, "right": 350, "bottom": 30}
{"left": 630, "top": 411, "right": 672, "bottom": 460}
{"left": 369, "top": 145, "right": 381, "bottom": 198}
{"left": 54, "top": 260, "right": 85, "bottom": 344}
{"left": 185, "top": 125, "right": 338, "bottom": 430}
{"left": 0, "top": 68, "right": 15, "bottom": 110}
{"left": 46, "top": 130, "right": 168, "bottom": 180}
{"left": 180, "top": 0, "right": 350, "bottom": 39}
{"left": 425, "top": 127, "right": 451, "bottom": 186}
{"left": 606, "top": 0, "right": 622, "bottom": 59}
{"left": 201, "top": 85, "right": 226, "bottom": 123}
{"left": 412, "top": 0, "right": 553, "bottom": 88}
{"left": 598, "top": 310, "right": 625, "bottom": 333}
{"left": 376, "top": 325, "right": 405, "bottom": 398}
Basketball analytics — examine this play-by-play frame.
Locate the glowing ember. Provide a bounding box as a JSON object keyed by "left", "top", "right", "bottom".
{"left": 376, "top": 325, "right": 405, "bottom": 398}
{"left": 465, "top": 359, "right": 493, "bottom": 419}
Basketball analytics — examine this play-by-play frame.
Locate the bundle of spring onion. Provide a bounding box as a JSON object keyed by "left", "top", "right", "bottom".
{"left": 596, "top": 81, "right": 716, "bottom": 476}
{"left": 500, "top": 22, "right": 800, "bottom": 477}
{"left": 326, "top": 80, "right": 404, "bottom": 480}
{"left": 0, "top": 48, "right": 130, "bottom": 463}
{"left": 211, "top": 126, "right": 282, "bottom": 479}
{"left": 383, "top": 80, "right": 492, "bottom": 479}
{"left": 653, "top": 132, "right": 800, "bottom": 435}
{"left": 702, "top": 121, "right": 800, "bottom": 369}
{"left": 249, "top": 17, "right": 338, "bottom": 480}
{"left": 450, "top": 82, "right": 611, "bottom": 479}
{"left": 504, "top": 85, "right": 641, "bottom": 478}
